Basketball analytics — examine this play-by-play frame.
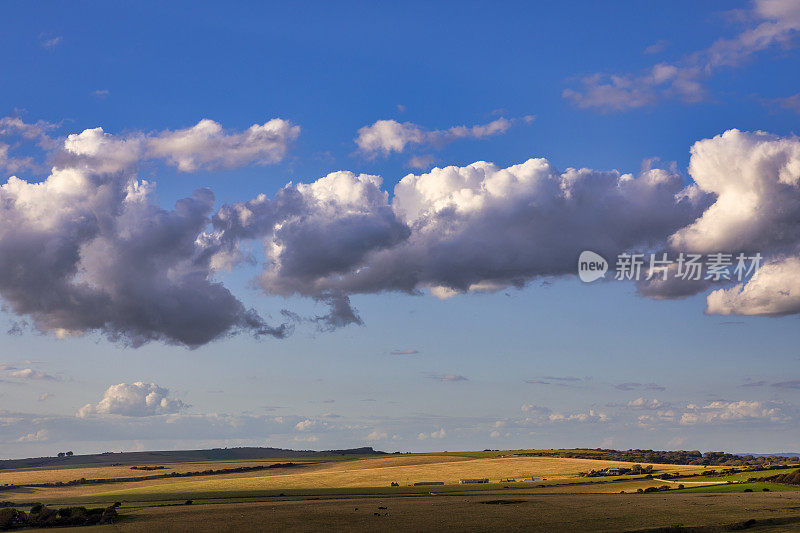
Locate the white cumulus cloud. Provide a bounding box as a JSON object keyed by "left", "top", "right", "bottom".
{"left": 62, "top": 118, "right": 299, "bottom": 173}
{"left": 355, "top": 117, "right": 513, "bottom": 158}
{"left": 77, "top": 382, "right": 187, "bottom": 417}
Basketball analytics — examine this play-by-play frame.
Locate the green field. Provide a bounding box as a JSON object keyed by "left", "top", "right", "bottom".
{"left": 674, "top": 482, "right": 800, "bottom": 493}
{"left": 670, "top": 467, "right": 798, "bottom": 483}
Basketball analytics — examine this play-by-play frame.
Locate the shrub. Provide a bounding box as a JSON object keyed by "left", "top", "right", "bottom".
{"left": 100, "top": 506, "right": 119, "bottom": 524}
{"left": 33, "top": 506, "right": 59, "bottom": 526}
{"left": 744, "top": 488, "right": 753, "bottom": 492}
{"left": 86, "top": 507, "right": 105, "bottom": 524}
{"left": 56, "top": 507, "right": 88, "bottom": 526}
{"left": 0, "top": 508, "right": 17, "bottom": 529}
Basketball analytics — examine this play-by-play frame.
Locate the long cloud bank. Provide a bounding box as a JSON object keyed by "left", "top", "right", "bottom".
{"left": 213, "top": 128, "right": 800, "bottom": 321}
{"left": 2, "top": 119, "right": 800, "bottom": 347}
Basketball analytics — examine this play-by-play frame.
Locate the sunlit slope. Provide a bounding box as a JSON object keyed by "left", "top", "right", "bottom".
{"left": 97, "top": 455, "right": 704, "bottom": 495}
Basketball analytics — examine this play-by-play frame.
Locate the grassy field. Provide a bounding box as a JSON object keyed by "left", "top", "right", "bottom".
{"left": 18, "top": 493, "right": 800, "bottom": 532}
{"left": 674, "top": 482, "right": 800, "bottom": 493}
{"left": 670, "top": 467, "right": 799, "bottom": 483}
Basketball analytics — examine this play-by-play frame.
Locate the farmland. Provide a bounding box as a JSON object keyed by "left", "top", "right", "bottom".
{"left": 0, "top": 449, "right": 798, "bottom": 531}
{"left": 7, "top": 493, "right": 800, "bottom": 532}
{"left": 1, "top": 453, "right": 708, "bottom": 502}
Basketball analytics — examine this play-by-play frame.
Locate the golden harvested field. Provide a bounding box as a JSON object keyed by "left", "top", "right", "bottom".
{"left": 0, "top": 460, "right": 296, "bottom": 486}
{"left": 90, "top": 455, "right": 705, "bottom": 500}
{"left": 171, "top": 455, "right": 703, "bottom": 487}
{"left": 2, "top": 455, "right": 797, "bottom": 532}
{"left": 0, "top": 454, "right": 707, "bottom": 503}
{"left": 0, "top": 454, "right": 472, "bottom": 487}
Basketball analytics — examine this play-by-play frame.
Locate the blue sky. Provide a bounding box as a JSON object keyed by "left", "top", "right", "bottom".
{"left": 1, "top": 1, "right": 799, "bottom": 458}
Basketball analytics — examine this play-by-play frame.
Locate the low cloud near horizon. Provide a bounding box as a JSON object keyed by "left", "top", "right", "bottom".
{"left": 77, "top": 382, "right": 188, "bottom": 418}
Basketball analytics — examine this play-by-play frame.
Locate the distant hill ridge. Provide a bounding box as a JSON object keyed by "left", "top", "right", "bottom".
{"left": 0, "top": 446, "right": 384, "bottom": 470}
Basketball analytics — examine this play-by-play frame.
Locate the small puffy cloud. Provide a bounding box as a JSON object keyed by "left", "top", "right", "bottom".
{"left": 417, "top": 428, "right": 446, "bottom": 440}
{"left": 17, "top": 429, "right": 49, "bottom": 442}
{"left": 519, "top": 404, "right": 608, "bottom": 424}
{"left": 39, "top": 36, "right": 62, "bottom": 50}
{"left": 294, "top": 435, "right": 319, "bottom": 443}
{"left": 547, "top": 410, "right": 608, "bottom": 423}
{"left": 356, "top": 120, "right": 426, "bottom": 156}
{"left": 38, "top": 393, "right": 54, "bottom": 402}
{"left": 62, "top": 118, "right": 299, "bottom": 173}
{"left": 679, "top": 400, "right": 789, "bottom": 425}
{"left": 390, "top": 349, "right": 419, "bottom": 355}
{"left": 7, "top": 368, "right": 59, "bottom": 381}
{"left": 489, "top": 430, "right": 501, "bottom": 438}
{"left": 146, "top": 118, "right": 299, "bottom": 172}
{"left": 625, "top": 397, "right": 666, "bottom": 410}
{"left": 366, "top": 430, "right": 388, "bottom": 441}
{"left": 91, "top": 89, "right": 109, "bottom": 98}
{"left": 294, "top": 419, "right": 315, "bottom": 431}
{"left": 355, "top": 117, "right": 513, "bottom": 157}
{"left": 77, "top": 382, "right": 187, "bottom": 417}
